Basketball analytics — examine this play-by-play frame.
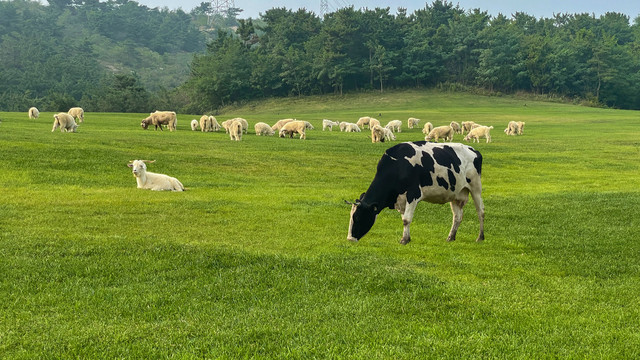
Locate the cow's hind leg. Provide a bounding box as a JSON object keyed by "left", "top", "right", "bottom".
{"left": 471, "top": 190, "right": 485, "bottom": 242}
{"left": 447, "top": 199, "right": 466, "bottom": 242}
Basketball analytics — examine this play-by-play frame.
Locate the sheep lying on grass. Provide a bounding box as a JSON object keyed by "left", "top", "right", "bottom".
{"left": 28, "top": 107, "right": 39, "bottom": 119}
{"left": 322, "top": 119, "right": 339, "bottom": 131}
{"left": 464, "top": 126, "right": 494, "bottom": 143}
{"left": 68, "top": 107, "right": 84, "bottom": 123}
{"left": 52, "top": 113, "right": 78, "bottom": 132}
{"left": 279, "top": 120, "right": 307, "bottom": 139}
{"left": 425, "top": 125, "right": 454, "bottom": 142}
{"left": 127, "top": 160, "right": 184, "bottom": 191}
{"left": 254, "top": 122, "right": 275, "bottom": 136}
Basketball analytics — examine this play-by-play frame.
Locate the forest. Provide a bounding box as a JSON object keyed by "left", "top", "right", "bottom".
{"left": 2, "top": 0, "right": 640, "bottom": 112}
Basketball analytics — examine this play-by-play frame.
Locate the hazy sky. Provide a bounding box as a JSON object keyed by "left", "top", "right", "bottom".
{"left": 132, "top": 0, "right": 640, "bottom": 20}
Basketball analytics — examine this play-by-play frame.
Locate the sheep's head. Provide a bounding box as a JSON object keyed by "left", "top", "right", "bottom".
{"left": 127, "top": 160, "right": 155, "bottom": 177}
{"left": 140, "top": 117, "right": 152, "bottom": 130}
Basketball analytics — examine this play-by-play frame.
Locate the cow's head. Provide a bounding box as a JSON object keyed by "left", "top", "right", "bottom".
{"left": 346, "top": 193, "right": 379, "bottom": 242}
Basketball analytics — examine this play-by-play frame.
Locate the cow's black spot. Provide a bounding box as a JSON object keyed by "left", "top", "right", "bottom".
{"left": 447, "top": 169, "right": 456, "bottom": 192}
{"left": 437, "top": 176, "right": 449, "bottom": 190}
{"left": 386, "top": 142, "right": 416, "bottom": 161}
{"left": 470, "top": 148, "right": 483, "bottom": 176}
{"left": 466, "top": 178, "right": 471, "bottom": 183}
{"left": 433, "top": 145, "right": 461, "bottom": 173}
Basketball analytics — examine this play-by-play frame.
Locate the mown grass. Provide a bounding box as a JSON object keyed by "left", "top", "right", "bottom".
{"left": 1, "top": 89, "right": 640, "bottom": 358}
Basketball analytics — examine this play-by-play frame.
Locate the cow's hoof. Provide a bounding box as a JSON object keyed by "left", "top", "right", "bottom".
{"left": 399, "top": 237, "right": 411, "bottom": 245}
{"left": 446, "top": 236, "right": 456, "bottom": 242}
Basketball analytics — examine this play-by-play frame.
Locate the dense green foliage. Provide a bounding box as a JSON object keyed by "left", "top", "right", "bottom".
{"left": 186, "top": 1, "right": 640, "bottom": 111}
{"left": 1, "top": 90, "right": 640, "bottom": 357}
{"left": 0, "top": 0, "right": 205, "bottom": 112}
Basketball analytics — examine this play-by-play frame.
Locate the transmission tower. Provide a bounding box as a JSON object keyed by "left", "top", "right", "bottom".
{"left": 210, "top": 0, "right": 235, "bottom": 16}
{"left": 320, "top": 0, "right": 329, "bottom": 16}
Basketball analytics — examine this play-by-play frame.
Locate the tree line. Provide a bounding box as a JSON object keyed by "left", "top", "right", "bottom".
{"left": 185, "top": 1, "right": 640, "bottom": 112}
{"left": 2, "top": 0, "right": 640, "bottom": 113}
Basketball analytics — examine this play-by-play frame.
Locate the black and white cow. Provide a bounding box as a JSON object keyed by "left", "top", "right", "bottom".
{"left": 347, "top": 141, "right": 484, "bottom": 244}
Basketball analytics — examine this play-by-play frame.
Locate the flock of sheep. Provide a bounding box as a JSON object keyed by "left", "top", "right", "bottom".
{"left": 28, "top": 106, "right": 526, "bottom": 191}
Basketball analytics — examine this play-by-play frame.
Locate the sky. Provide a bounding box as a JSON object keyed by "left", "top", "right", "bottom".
{"left": 132, "top": 0, "right": 640, "bottom": 21}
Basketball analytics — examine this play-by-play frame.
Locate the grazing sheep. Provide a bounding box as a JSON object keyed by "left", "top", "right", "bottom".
{"left": 344, "top": 123, "right": 361, "bottom": 132}
{"left": 425, "top": 125, "right": 454, "bottom": 142}
{"left": 272, "top": 118, "right": 295, "bottom": 132}
{"left": 254, "top": 122, "right": 275, "bottom": 136}
{"left": 516, "top": 121, "right": 525, "bottom": 135}
{"left": 229, "top": 119, "right": 243, "bottom": 141}
{"left": 304, "top": 121, "right": 315, "bottom": 130}
{"left": 221, "top": 120, "right": 232, "bottom": 133}
{"left": 422, "top": 122, "right": 433, "bottom": 135}
{"left": 191, "top": 119, "right": 199, "bottom": 131}
{"left": 51, "top": 113, "right": 78, "bottom": 132}
{"left": 371, "top": 125, "right": 386, "bottom": 143}
{"left": 127, "top": 160, "right": 184, "bottom": 191}
{"left": 408, "top": 117, "right": 420, "bottom": 129}
{"left": 28, "top": 107, "right": 39, "bottom": 119}
{"left": 339, "top": 122, "right": 349, "bottom": 132}
{"left": 68, "top": 107, "right": 84, "bottom": 123}
{"left": 382, "top": 126, "right": 396, "bottom": 141}
{"left": 322, "top": 119, "right": 340, "bottom": 131}
{"left": 199, "top": 115, "right": 219, "bottom": 132}
{"left": 141, "top": 111, "right": 177, "bottom": 131}
{"left": 356, "top": 116, "right": 372, "bottom": 129}
{"left": 464, "top": 126, "right": 494, "bottom": 143}
{"left": 234, "top": 117, "right": 248, "bottom": 134}
{"left": 504, "top": 121, "right": 519, "bottom": 136}
{"left": 385, "top": 120, "right": 402, "bottom": 133}
{"left": 279, "top": 120, "right": 307, "bottom": 139}
{"left": 450, "top": 121, "right": 462, "bottom": 134}
{"left": 461, "top": 121, "right": 476, "bottom": 135}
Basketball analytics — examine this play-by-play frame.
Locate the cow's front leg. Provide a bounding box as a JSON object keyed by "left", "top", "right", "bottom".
{"left": 400, "top": 201, "right": 418, "bottom": 245}
{"left": 447, "top": 200, "right": 465, "bottom": 242}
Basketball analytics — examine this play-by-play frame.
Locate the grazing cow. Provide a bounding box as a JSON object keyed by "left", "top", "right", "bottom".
{"left": 347, "top": 141, "right": 484, "bottom": 244}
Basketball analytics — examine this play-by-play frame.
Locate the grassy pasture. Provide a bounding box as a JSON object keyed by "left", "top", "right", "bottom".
{"left": 1, "top": 89, "right": 640, "bottom": 358}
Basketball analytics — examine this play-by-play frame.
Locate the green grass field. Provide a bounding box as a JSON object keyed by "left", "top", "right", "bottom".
{"left": 1, "top": 89, "right": 639, "bottom": 358}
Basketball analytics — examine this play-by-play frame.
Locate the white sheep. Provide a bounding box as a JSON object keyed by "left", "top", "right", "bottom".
{"left": 191, "top": 119, "right": 199, "bottom": 131}
{"left": 304, "top": 121, "right": 315, "bottom": 130}
{"left": 279, "top": 120, "right": 307, "bottom": 139}
{"left": 52, "top": 113, "right": 78, "bottom": 132}
{"left": 408, "top": 117, "right": 420, "bottom": 129}
{"left": 464, "top": 126, "right": 494, "bottom": 143}
{"left": 504, "top": 121, "right": 519, "bottom": 136}
{"left": 68, "top": 107, "right": 84, "bottom": 123}
{"left": 127, "top": 160, "right": 184, "bottom": 191}
{"left": 272, "top": 118, "right": 295, "bottom": 131}
{"left": 425, "top": 125, "right": 454, "bottom": 142}
{"left": 450, "top": 121, "right": 462, "bottom": 134}
{"left": 516, "top": 121, "right": 525, "bottom": 135}
{"left": 141, "top": 111, "right": 177, "bottom": 131}
{"left": 229, "top": 119, "right": 243, "bottom": 141}
{"left": 344, "top": 123, "right": 361, "bottom": 132}
{"left": 461, "top": 121, "right": 476, "bottom": 135}
{"left": 356, "top": 116, "right": 371, "bottom": 129}
{"left": 254, "top": 122, "right": 275, "bottom": 136}
{"left": 234, "top": 117, "right": 249, "bottom": 134}
{"left": 199, "top": 115, "right": 218, "bottom": 132}
{"left": 382, "top": 126, "right": 396, "bottom": 141}
{"left": 422, "top": 122, "right": 433, "bottom": 135}
{"left": 322, "top": 119, "right": 339, "bottom": 131}
{"left": 385, "top": 120, "right": 402, "bottom": 133}
{"left": 28, "top": 107, "right": 39, "bottom": 119}
{"left": 371, "top": 125, "right": 386, "bottom": 143}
